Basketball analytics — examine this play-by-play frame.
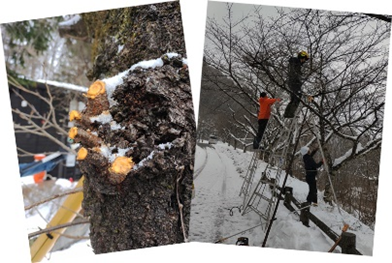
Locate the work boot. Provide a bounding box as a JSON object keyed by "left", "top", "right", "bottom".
{"left": 253, "top": 137, "right": 260, "bottom": 149}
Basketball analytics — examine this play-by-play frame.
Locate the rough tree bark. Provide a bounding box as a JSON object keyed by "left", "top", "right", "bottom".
{"left": 66, "top": 1, "right": 195, "bottom": 254}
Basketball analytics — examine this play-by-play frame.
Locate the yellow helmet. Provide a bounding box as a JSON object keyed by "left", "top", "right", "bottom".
{"left": 298, "top": 50, "right": 309, "bottom": 60}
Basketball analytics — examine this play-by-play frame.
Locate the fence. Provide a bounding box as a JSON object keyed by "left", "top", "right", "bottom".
{"left": 282, "top": 186, "right": 362, "bottom": 255}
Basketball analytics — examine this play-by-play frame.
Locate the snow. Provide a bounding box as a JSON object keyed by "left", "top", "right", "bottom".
{"left": 109, "top": 121, "right": 122, "bottom": 131}
{"left": 158, "top": 142, "right": 173, "bottom": 150}
{"left": 21, "top": 177, "right": 77, "bottom": 233}
{"left": 58, "top": 15, "right": 82, "bottom": 27}
{"left": 35, "top": 79, "right": 88, "bottom": 93}
{"left": 133, "top": 142, "right": 172, "bottom": 170}
{"left": 1, "top": 1, "right": 391, "bottom": 262}
{"left": 117, "top": 44, "right": 124, "bottom": 54}
{"left": 19, "top": 141, "right": 376, "bottom": 261}
{"left": 333, "top": 142, "right": 364, "bottom": 167}
{"left": 129, "top": 58, "right": 164, "bottom": 71}
{"left": 189, "top": 141, "right": 375, "bottom": 256}
{"left": 102, "top": 52, "right": 185, "bottom": 106}
{"left": 89, "top": 111, "right": 113, "bottom": 124}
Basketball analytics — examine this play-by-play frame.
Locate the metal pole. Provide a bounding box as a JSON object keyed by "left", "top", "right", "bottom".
{"left": 310, "top": 115, "right": 343, "bottom": 218}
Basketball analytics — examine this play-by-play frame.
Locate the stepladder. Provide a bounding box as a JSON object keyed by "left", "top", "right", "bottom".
{"left": 240, "top": 98, "right": 305, "bottom": 228}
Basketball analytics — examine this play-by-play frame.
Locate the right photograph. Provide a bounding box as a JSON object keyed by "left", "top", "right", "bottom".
{"left": 189, "top": 1, "right": 391, "bottom": 256}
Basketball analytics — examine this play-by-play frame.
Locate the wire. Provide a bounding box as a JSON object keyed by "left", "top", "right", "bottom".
{"left": 226, "top": 205, "right": 242, "bottom": 216}
{"left": 214, "top": 223, "right": 263, "bottom": 244}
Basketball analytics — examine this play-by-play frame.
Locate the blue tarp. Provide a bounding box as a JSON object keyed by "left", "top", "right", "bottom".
{"left": 19, "top": 152, "right": 66, "bottom": 177}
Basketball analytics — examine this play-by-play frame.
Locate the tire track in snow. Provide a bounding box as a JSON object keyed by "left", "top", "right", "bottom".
{"left": 193, "top": 145, "right": 209, "bottom": 180}
{"left": 190, "top": 144, "right": 237, "bottom": 243}
{"left": 212, "top": 148, "right": 228, "bottom": 241}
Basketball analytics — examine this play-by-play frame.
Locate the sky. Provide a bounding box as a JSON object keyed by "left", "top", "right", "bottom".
{"left": 207, "top": 1, "right": 279, "bottom": 23}
{"left": 1, "top": 0, "right": 392, "bottom": 263}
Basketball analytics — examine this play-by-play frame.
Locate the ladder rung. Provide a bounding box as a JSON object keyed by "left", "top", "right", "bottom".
{"left": 241, "top": 103, "right": 304, "bottom": 222}
{"left": 253, "top": 192, "right": 272, "bottom": 201}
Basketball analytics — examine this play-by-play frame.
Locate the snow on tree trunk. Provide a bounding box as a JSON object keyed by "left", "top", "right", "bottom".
{"left": 72, "top": 55, "right": 194, "bottom": 253}
{"left": 66, "top": 1, "right": 195, "bottom": 254}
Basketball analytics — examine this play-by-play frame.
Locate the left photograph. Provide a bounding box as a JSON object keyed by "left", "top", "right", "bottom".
{"left": 1, "top": 1, "right": 196, "bottom": 261}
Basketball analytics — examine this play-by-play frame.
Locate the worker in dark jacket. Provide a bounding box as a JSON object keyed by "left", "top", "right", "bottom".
{"left": 300, "top": 146, "right": 323, "bottom": 206}
{"left": 283, "top": 51, "right": 309, "bottom": 118}
{"left": 253, "top": 92, "right": 281, "bottom": 149}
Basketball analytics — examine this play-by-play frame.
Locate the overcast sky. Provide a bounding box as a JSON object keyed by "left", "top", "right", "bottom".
{"left": 206, "top": 1, "right": 279, "bottom": 23}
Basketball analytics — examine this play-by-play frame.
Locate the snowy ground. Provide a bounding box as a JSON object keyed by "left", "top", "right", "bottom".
{"left": 21, "top": 176, "right": 94, "bottom": 262}
{"left": 14, "top": 146, "right": 382, "bottom": 258}
{"left": 19, "top": 140, "right": 376, "bottom": 262}
{"left": 189, "top": 141, "right": 375, "bottom": 256}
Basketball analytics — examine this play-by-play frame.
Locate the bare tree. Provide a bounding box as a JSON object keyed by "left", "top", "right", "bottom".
{"left": 203, "top": 3, "right": 390, "bottom": 223}
{"left": 2, "top": 15, "right": 93, "bottom": 161}
{"left": 9, "top": 75, "right": 86, "bottom": 157}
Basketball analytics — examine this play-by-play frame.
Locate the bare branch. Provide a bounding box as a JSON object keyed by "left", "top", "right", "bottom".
{"left": 28, "top": 218, "right": 90, "bottom": 239}
{"left": 25, "top": 187, "right": 83, "bottom": 211}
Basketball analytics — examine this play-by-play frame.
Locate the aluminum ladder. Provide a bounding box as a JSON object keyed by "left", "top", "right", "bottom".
{"left": 240, "top": 102, "right": 304, "bottom": 227}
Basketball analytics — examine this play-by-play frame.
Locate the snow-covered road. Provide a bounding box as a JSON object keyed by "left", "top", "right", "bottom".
{"left": 189, "top": 141, "right": 375, "bottom": 256}
{"left": 189, "top": 142, "right": 265, "bottom": 245}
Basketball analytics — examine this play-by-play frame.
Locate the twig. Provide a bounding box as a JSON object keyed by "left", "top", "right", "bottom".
{"left": 28, "top": 218, "right": 90, "bottom": 239}
{"left": 176, "top": 165, "right": 188, "bottom": 242}
{"left": 51, "top": 231, "right": 90, "bottom": 241}
{"left": 25, "top": 187, "right": 83, "bottom": 211}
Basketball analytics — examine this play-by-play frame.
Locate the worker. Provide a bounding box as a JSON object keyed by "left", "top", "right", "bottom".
{"left": 283, "top": 51, "right": 309, "bottom": 118}
{"left": 253, "top": 92, "right": 281, "bottom": 149}
{"left": 300, "top": 146, "right": 323, "bottom": 206}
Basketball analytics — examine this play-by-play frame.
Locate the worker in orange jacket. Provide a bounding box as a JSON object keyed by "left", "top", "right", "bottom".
{"left": 253, "top": 92, "right": 281, "bottom": 149}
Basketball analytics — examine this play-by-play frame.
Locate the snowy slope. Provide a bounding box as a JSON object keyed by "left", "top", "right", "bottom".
{"left": 189, "top": 141, "right": 375, "bottom": 256}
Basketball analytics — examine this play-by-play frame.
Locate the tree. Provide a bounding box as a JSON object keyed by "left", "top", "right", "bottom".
{"left": 4, "top": 0, "right": 195, "bottom": 255}
{"left": 203, "top": 3, "right": 390, "bottom": 224}
{"left": 198, "top": 61, "right": 254, "bottom": 145}
{"left": 2, "top": 18, "right": 56, "bottom": 68}
{"left": 2, "top": 11, "right": 93, "bottom": 163}
{"left": 66, "top": 1, "right": 195, "bottom": 253}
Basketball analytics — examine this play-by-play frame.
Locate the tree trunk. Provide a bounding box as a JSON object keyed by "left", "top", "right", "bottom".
{"left": 68, "top": 1, "right": 195, "bottom": 254}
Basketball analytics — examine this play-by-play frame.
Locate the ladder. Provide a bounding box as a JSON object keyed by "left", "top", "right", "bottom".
{"left": 239, "top": 148, "right": 261, "bottom": 208}
{"left": 239, "top": 107, "right": 277, "bottom": 209}
{"left": 240, "top": 101, "right": 304, "bottom": 226}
